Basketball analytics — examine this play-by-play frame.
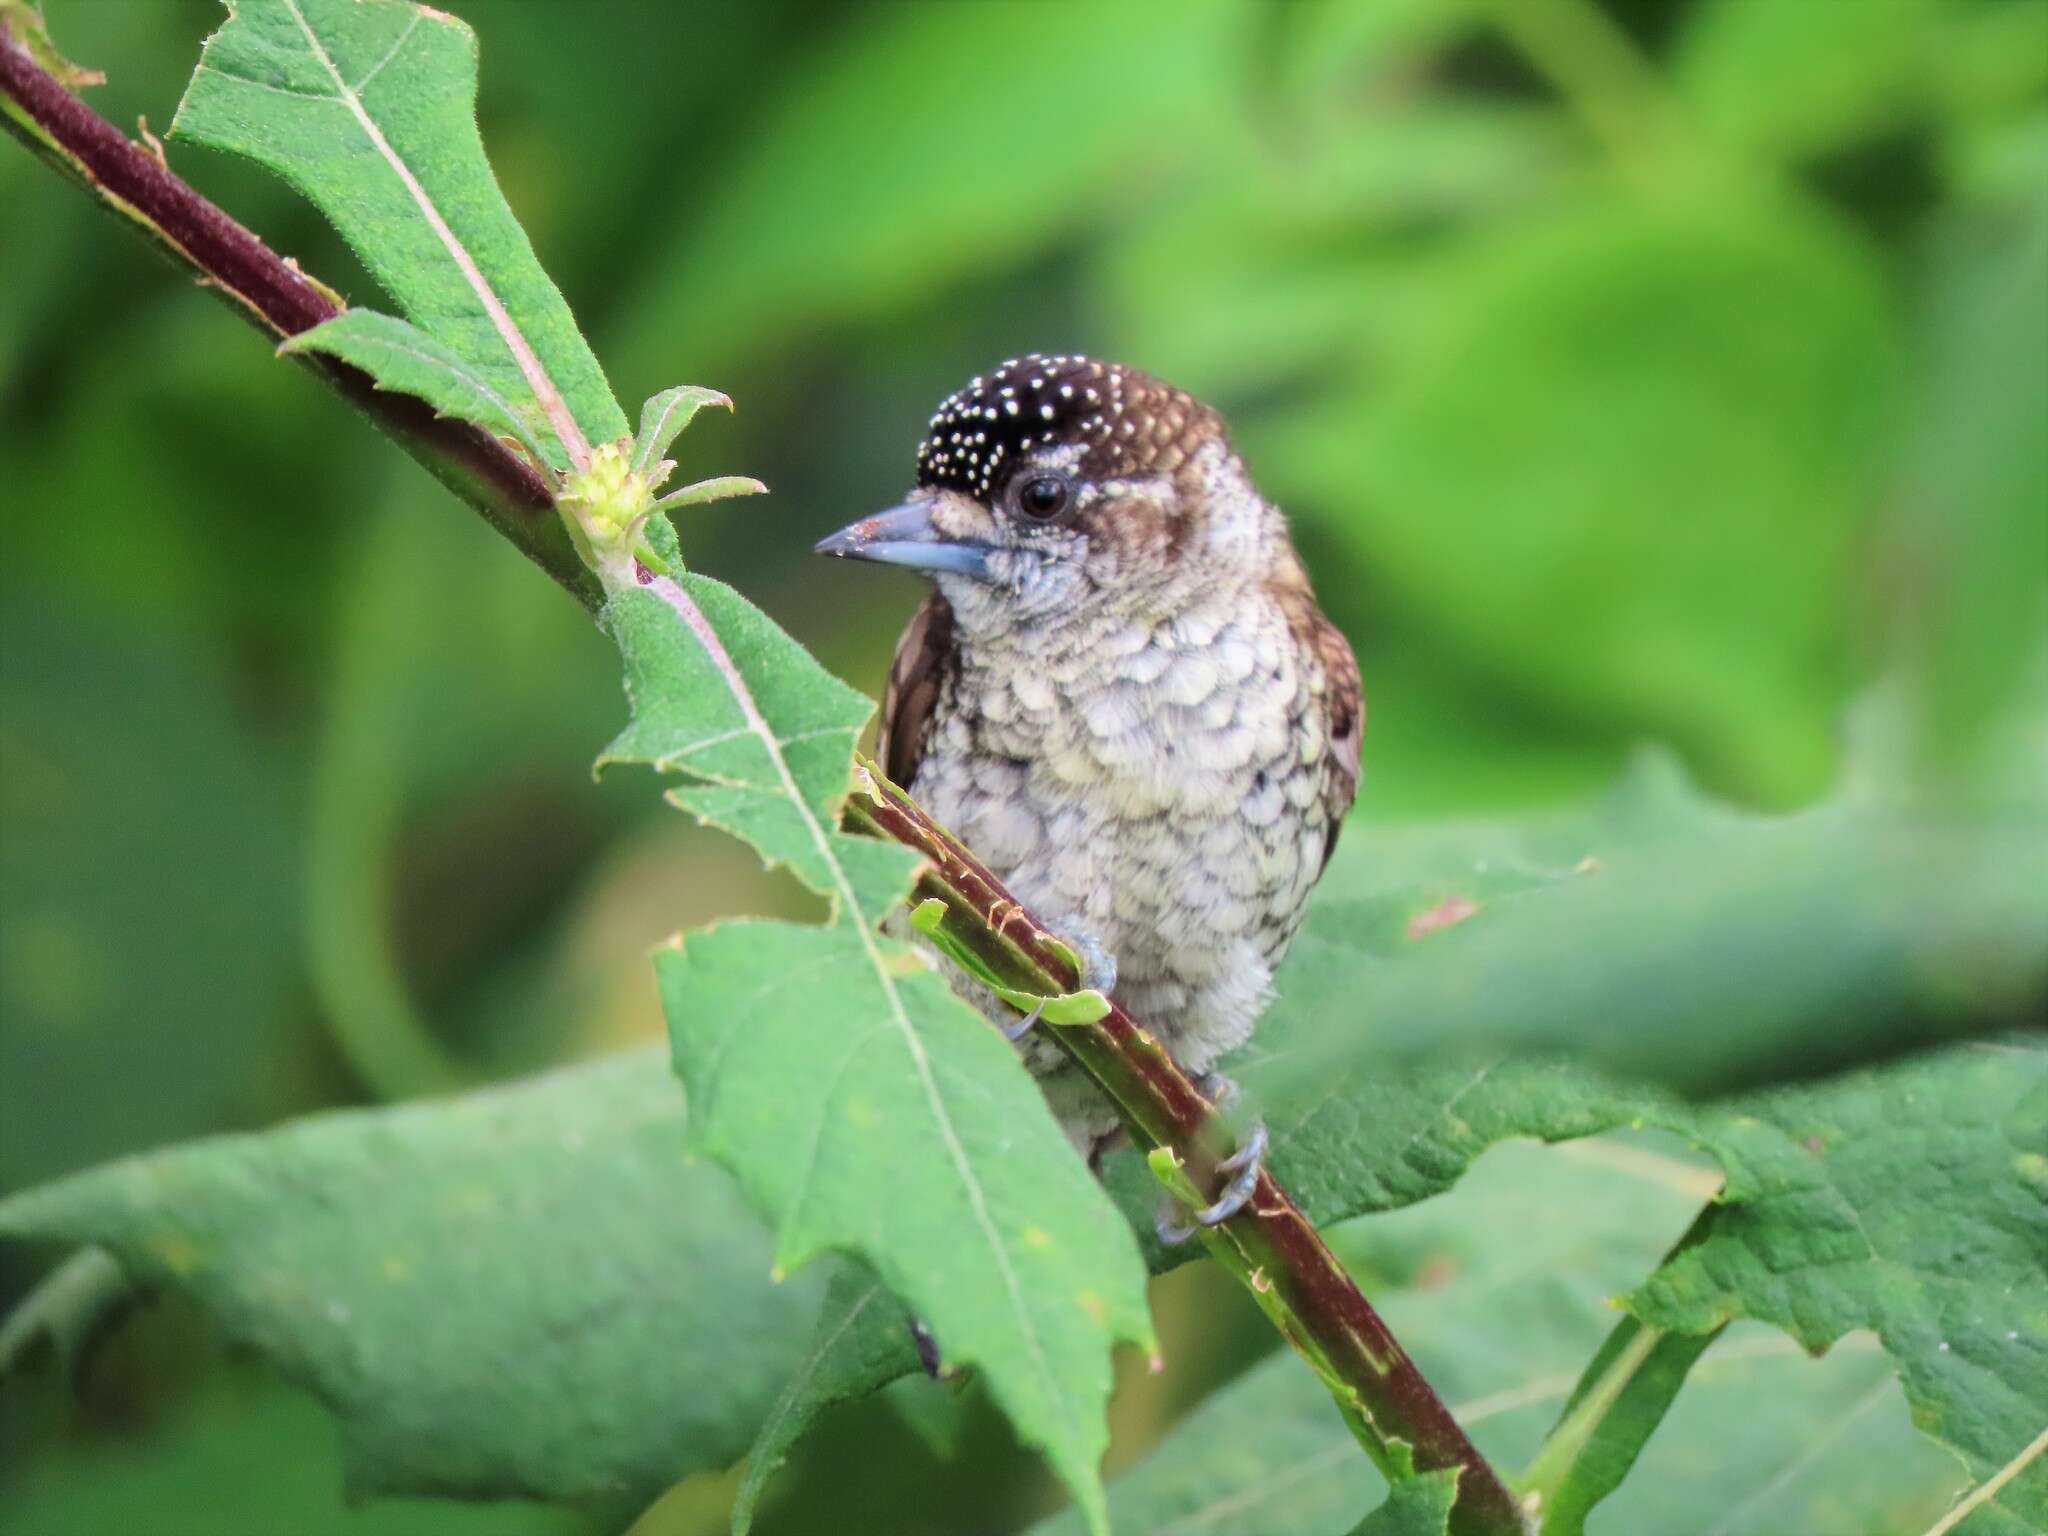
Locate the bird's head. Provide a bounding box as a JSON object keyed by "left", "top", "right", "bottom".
{"left": 816, "top": 355, "right": 1275, "bottom": 633}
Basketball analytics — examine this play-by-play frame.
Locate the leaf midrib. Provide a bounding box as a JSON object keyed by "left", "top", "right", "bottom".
{"left": 277, "top": 0, "right": 588, "bottom": 467}
{"left": 641, "top": 575, "right": 1077, "bottom": 1462}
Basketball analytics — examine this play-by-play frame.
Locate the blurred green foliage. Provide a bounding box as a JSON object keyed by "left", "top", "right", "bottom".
{"left": 2, "top": 0, "right": 2043, "bottom": 1532}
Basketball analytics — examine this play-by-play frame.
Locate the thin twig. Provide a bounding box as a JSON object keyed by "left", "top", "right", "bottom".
{"left": 0, "top": 17, "right": 597, "bottom": 607}
{"left": 850, "top": 769, "right": 1529, "bottom": 1536}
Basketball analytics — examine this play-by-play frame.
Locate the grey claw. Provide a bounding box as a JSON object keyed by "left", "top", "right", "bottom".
{"left": 1215, "top": 1120, "right": 1268, "bottom": 1177}
{"left": 1154, "top": 1121, "right": 1269, "bottom": 1242}
{"left": 1154, "top": 1203, "right": 1198, "bottom": 1246}
{"left": 1195, "top": 1121, "right": 1268, "bottom": 1227}
{"left": 1002, "top": 999, "right": 1046, "bottom": 1041}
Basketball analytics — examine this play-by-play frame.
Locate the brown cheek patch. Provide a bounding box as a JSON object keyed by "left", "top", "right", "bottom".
{"left": 1084, "top": 489, "right": 1179, "bottom": 567}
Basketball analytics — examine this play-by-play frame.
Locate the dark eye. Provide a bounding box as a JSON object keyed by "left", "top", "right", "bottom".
{"left": 1015, "top": 475, "right": 1070, "bottom": 520}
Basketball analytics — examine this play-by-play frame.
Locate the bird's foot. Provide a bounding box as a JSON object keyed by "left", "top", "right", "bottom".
{"left": 1155, "top": 1072, "right": 1268, "bottom": 1244}
{"left": 1003, "top": 913, "right": 1117, "bottom": 1040}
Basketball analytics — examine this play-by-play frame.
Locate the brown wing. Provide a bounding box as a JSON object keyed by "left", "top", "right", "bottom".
{"left": 876, "top": 592, "right": 958, "bottom": 790}
{"left": 1269, "top": 558, "right": 1364, "bottom": 877}
{"left": 1313, "top": 612, "right": 1363, "bottom": 875}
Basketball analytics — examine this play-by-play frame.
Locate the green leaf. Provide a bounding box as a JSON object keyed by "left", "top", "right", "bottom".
{"left": 1627, "top": 1044, "right": 2048, "bottom": 1533}
{"left": 3, "top": 1366, "right": 587, "bottom": 1536}
{"left": 599, "top": 573, "right": 1153, "bottom": 1534}
{"left": 729, "top": 742, "right": 2045, "bottom": 1512}
{"left": 0, "top": 601, "right": 298, "bottom": 1188}
{"left": 608, "top": 0, "right": 1244, "bottom": 380}
{"left": 731, "top": 1261, "right": 913, "bottom": 1535}
{"left": 1591, "top": 1333, "right": 1964, "bottom": 1536}
{"left": 634, "top": 386, "right": 732, "bottom": 479}
{"left": 281, "top": 308, "right": 554, "bottom": 471}
{"left": 171, "top": 0, "right": 625, "bottom": 464}
{"left": 0, "top": 1047, "right": 827, "bottom": 1511}
{"left": 1256, "top": 751, "right": 2048, "bottom": 1099}
{"left": 1527, "top": 1316, "right": 1719, "bottom": 1535}
{"left": 1347, "top": 1467, "right": 1459, "bottom": 1536}
{"left": 1256, "top": 201, "right": 1901, "bottom": 805}
{"left": 652, "top": 474, "right": 770, "bottom": 514}
{"left": 1231, "top": 776, "right": 2046, "bottom": 1527}
{"left": 1674, "top": 0, "right": 1938, "bottom": 159}
{"left": 1034, "top": 1139, "right": 1969, "bottom": 1536}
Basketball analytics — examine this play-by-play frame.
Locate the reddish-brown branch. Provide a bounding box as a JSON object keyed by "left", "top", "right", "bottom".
{"left": 0, "top": 20, "right": 596, "bottom": 607}
{"left": 5, "top": 27, "right": 1524, "bottom": 1533}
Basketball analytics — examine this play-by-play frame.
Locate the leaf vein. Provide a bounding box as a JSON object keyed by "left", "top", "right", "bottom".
{"left": 275, "top": 0, "right": 588, "bottom": 464}
{"left": 348, "top": 11, "right": 419, "bottom": 95}
{"left": 644, "top": 575, "right": 1069, "bottom": 1434}
{"left": 191, "top": 61, "right": 340, "bottom": 104}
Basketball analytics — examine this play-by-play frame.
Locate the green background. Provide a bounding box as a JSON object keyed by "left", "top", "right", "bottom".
{"left": 2, "top": 1, "right": 2043, "bottom": 1532}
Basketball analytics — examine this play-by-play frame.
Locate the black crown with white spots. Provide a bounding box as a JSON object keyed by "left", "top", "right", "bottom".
{"left": 914, "top": 355, "right": 1222, "bottom": 502}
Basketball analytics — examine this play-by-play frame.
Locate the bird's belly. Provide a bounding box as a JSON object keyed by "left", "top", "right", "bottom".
{"left": 913, "top": 719, "right": 1320, "bottom": 1008}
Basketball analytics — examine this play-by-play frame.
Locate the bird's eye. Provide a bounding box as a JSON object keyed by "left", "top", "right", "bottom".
{"left": 1014, "top": 475, "right": 1070, "bottom": 521}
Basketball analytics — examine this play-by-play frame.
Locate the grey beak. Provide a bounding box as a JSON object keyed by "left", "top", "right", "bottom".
{"left": 814, "top": 499, "right": 994, "bottom": 582}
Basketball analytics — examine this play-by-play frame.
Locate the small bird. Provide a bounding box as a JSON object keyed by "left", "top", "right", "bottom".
{"left": 817, "top": 354, "right": 1360, "bottom": 1230}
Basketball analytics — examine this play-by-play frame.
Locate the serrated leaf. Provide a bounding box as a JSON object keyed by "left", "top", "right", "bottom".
{"left": 171, "top": 0, "right": 625, "bottom": 464}
{"left": 281, "top": 307, "right": 553, "bottom": 470}
{"left": 1238, "top": 813, "right": 2047, "bottom": 1530}
{"left": 1627, "top": 1044, "right": 2048, "bottom": 1533}
{"left": 1348, "top": 1468, "right": 1459, "bottom": 1536}
{"left": 732, "top": 742, "right": 2045, "bottom": 1518}
{"left": 598, "top": 571, "right": 1152, "bottom": 1533}
{"left": 1033, "top": 1139, "right": 1969, "bottom": 1536}
{"left": 0, "top": 1047, "right": 826, "bottom": 1511}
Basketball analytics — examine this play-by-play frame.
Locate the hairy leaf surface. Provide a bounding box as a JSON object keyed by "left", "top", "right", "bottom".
{"left": 172, "top": 0, "right": 625, "bottom": 461}
{"left": 1034, "top": 1140, "right": 1968, "bottom": 1536}
{"left": 0, "top": 1047, "right": 822, "bottom": 1510}
{"left": 1259, "top": 749, "right": 2048, "bottom": 1097}
{"left": 1628, "top": 1044, "right": 2048, "bottom": 1532}
{"left": 282, "top": 308, "right": 553, "bottom": 468}
{"left": 730, "top": 1260, "right": 909, "bottom": 1535}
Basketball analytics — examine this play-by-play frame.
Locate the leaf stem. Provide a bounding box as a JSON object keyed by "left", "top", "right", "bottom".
{"left": 849, "top": 765, "right": 1531, "bottom": 1536}
{"left": 0, "top": 20, "right": 598, "bottom": 608}
{"left": 1523, "top": 1202, "right": 1724, "bottom": 1533}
